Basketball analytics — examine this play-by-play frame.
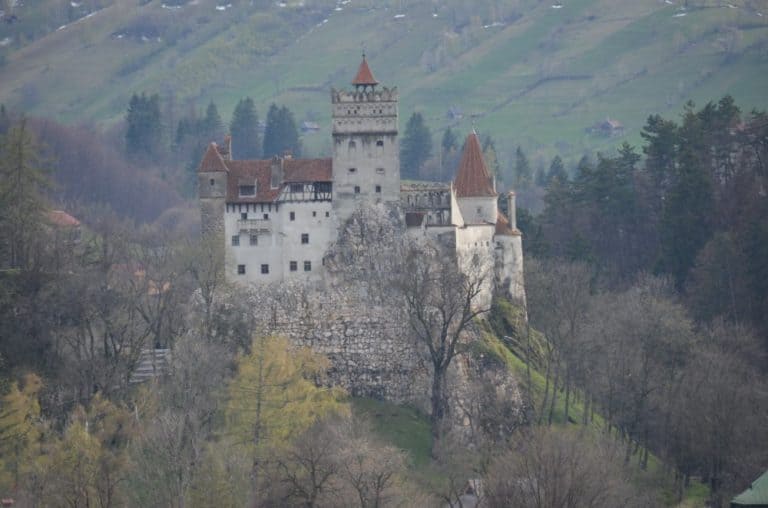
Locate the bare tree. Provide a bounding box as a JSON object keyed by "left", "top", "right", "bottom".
{"left": 484, "top": 427, "right": 654, "bottom": 508}
{"left": 525, "top": 258, "right": 592, "bottom": 424}
{"left": 393, "top": 242, "right": 490, "bottom": 452}
{"left": 336, "top": 418, "right": 407, "bottom": 508}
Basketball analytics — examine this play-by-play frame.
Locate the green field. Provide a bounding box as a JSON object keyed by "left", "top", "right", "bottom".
{"left": 1, "top": 0, "right": 766, "bottom": 168}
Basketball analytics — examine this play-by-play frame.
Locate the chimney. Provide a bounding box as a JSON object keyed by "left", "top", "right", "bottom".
{"left": 507, "top": 191, "right": 517, "bottom": 229}
{"left": 270, "top": 155, "right": 283, "bottom": 189}
{"left": 223, "top": 134, "right": 232, "bottom": 161}
{"left": 282, "top": 149, "right": 293, "bottom": 160}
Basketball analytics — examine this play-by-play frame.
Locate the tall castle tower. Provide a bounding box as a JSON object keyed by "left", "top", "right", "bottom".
{"left": 331, "top": 55, "right": 400, "bottom": 224}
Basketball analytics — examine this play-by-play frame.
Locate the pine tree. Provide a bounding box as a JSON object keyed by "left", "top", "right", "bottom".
{"left": 0, "top": 118, "right": 50, "bottom": 269}
{"left": 547, "top": 155, "right": 567, "bottom": 184}
{"left": 125, "top": 92, "right": 162, "bottom": 160}
{"left": 230, "top": 97, "right": 260, "bottom": 159}
{"left": 202, "top": 100, "right": 223, "bottom": 142}
{"left": 262, "top": 103, "right": 301, "bottom": 158}
{"left": 659, "top": 103, "right": 714, "bottom": 289}
{"left": 441, "top": 127, "right": 457, "bottom": 154}
{"left": 482, "top": 135, "right": 501, "bottom": 183}
{"left": 514, "top": 146, "right": 531, "bottom": 188}
{"left": 400, "top": 112, "right": 433, "bottom": 180}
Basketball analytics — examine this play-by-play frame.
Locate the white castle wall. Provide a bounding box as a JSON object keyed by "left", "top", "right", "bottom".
{"left": 224, "top": 200, "right": 334, "bottom": 284}
{"left": 455, "top": 223, "right": 497, "bottom": 309}
{"left": 456, "top": 195, "right": 498, "bottom": 225}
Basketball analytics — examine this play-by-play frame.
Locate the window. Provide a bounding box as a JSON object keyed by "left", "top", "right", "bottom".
{"left": 249, "top": 234, "right": 258, "bottom": 246}
{"left": 376, "top": 167, "right": 385, "bottom": 175}
{"left": 239, "top": 185, "right": 256, "bottom": 197}
{"left": 209, "top": 178, "right": 215, "bottom": 186}
{"left": 231, "top": 235, "right": 240, "bottom": 246}
{"left": 290, "top": 211, "right": 295, "bottom": 221}
{"left": 304, "top": 261, "right": 312, "bottom": 272}
{"left": 325, "top": 211, "right": 330, "bottom": 217}
{"left": 237, "top": 264, "right": 246, "bottom": 275}
{"left": 312, "top": 211, "right": 317, "bottom": 217}
{"left": 354, "top": 186, "right": 361, "bottom": 194}
{"left": 376, "top": 140, "right": 384, "bottom": 147}
{"left": 375, "top": 185, "right": 382, "bottom": 193}
{"left": 261, "top": 264, "right": 269, "bottom": 274}
{"left": 477, "top": 207, "right": 482, "bottom": 214}
{"left": 290, "top": 261, "right": 298, "bottom": 272}
{"left": 241, "top": 212, "right": 248, "bottom": 220}
{"left": 348, "top": 167, "right": 357, "bottom": 174}
{"left": 290, "top": 183, "right": 303, "bottom": 193}
{"left": 301, "top": 233, "right": 309, "bottom": 244}
{"left": 263, "top": 213, "right": 269, "bottom": 220}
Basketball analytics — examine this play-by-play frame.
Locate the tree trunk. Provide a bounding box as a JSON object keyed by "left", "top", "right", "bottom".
{"left": 539, "top": 358, "right": 551, "bottom": 425}
{"left": 547, "top": 360, "right": 560, "bottom": 425}
{"left": 430, "top": 365, "right": 448, "bottom": 455}
{"left": 564, "top": 367, "right": 571, "bottom": 422}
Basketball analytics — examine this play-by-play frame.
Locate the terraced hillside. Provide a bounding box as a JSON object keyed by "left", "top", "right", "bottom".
{"left": 1, "top": 0, "right": 766, "bottom": 164}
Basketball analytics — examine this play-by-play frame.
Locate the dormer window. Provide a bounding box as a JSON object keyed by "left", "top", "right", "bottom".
{"left": 239, "top": 184, "right": 256, "bottom": 197}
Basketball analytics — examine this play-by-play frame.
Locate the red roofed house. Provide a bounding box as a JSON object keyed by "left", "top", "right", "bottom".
{"left": 199, "top": 56, "right": 524, "bottom": 305}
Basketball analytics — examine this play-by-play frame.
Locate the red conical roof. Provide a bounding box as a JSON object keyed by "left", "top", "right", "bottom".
{"left": 352, "top": 55, "right": 378, "bottom": 86}
{"left": 454, "top": 132, "right": 497, "bottom": 197}
{"left": 198, "top": 142, "right": 229, "bottom": 173}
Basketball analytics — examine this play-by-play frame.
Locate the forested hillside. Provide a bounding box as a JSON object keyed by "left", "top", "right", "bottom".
{"left": 0, "top": 0, "right": 767, "bottom": 163}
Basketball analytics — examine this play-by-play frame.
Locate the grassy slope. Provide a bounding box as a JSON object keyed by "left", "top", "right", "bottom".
{"left": 1, "top": 0, "right": 766, "bottom": 168}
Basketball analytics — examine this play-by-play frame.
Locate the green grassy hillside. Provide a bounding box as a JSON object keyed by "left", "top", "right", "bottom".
{"left": 1, "top": 0, "right": 766, "bottom": 166}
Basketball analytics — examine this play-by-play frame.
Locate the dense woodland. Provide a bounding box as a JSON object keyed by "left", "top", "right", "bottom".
{"left": 0, "top": 93, "right": 766, "bottom": 507}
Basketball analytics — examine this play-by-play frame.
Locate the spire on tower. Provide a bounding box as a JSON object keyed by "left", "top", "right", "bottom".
{"left": 352, "top": 53, "right": 378, "bottom": 89}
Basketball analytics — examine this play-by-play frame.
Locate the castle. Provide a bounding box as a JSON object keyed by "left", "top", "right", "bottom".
{"left": 198, "top": 56, "right": 524, "bottom": 305}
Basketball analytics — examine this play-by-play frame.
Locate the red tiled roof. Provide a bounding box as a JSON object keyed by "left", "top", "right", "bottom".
{"left": 454, "top": 132, "right": 497, "bottom": 198}
{"left": 495, "top": 212, "right": 521, "bottom": 237}
{"left": 352, "top": 56, "right": 378, "bottom": 86}
{"left": 198, "top": 143, "right": 229, "bottom": 173}
{"left": 283, "top": 158, "right": 332, "bottom": 182}
{"left": 47, "top": 210, "right": 80, "bottom": 227}
{"left": 224, "top": 158, "right": 332, "bottom": 203}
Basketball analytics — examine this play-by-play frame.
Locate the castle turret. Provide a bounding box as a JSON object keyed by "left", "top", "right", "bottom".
{"left": 331, "top": 54, "right": 399, "bottom": 224}
{"left": 453, "top": 132, "right": 498, "bottom": 225}
{"left": 198, "top": 142, "right": 228, "bottom": 243}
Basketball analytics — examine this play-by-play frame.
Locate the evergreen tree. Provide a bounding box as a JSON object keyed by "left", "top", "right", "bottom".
{"left": 514, "top": 146, "right": 531, "bottom": 188}
{"left": 400, "top": 112, "right": 433, "bottom": 180}
{"left": 641, "top": 114, "right": 678, "bottom": 193}
{"left": 125, "top": 92, "right": 162, "bottom": 160}
{"left": 202, "top": 100, "right": 224, "bottom": 142}
{"left": 441, "top": 127, "right": 457, "bottom": 154}
{"left": 659, "top": 103, "right": 714, "bottom": 289}
{"left": 481, "top": 135, "right": 501, "bottom": 182}
{"left": 262, "top": 103, "right": 301, "bottom": 158}
{"left": 0, "top": 118, "right": 50, "bottom": 269}
{"left": 440, "top": 127, "right": 459, "bottom": 180}
{"left": 547, "top": 155, "right": 567, "bottom": 184}
{"left": 230, "top": 97, "right": 260, "bottom": 159}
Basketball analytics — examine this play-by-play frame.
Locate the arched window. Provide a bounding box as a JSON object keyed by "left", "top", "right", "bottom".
{"left": 348, "top": 140, "right": 357, "bottom": 155}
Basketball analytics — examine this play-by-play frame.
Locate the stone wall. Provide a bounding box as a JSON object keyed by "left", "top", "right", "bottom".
{"left": 241, "top": 279, "right": 525, "bottom": 442}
